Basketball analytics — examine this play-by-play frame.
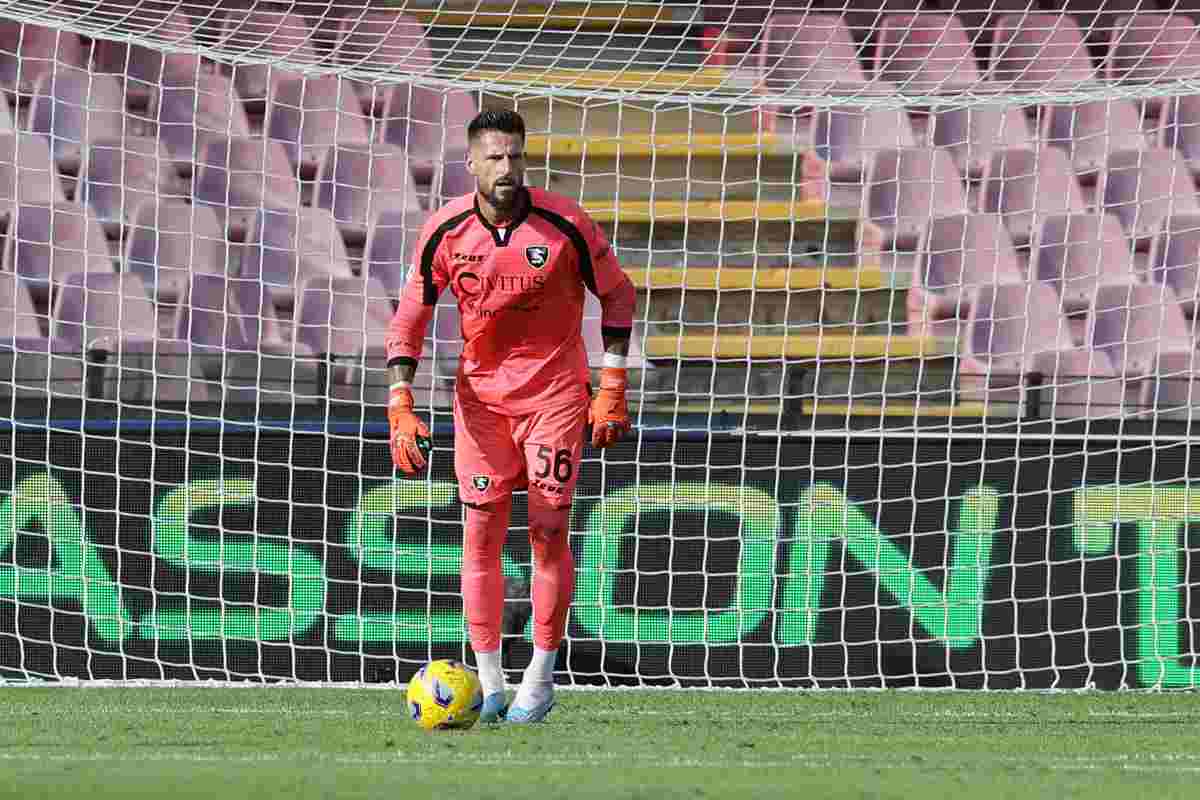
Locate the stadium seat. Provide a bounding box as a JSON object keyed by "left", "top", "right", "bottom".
{"left": 194, "top": 135, "right": 300, "bottom": 239}
{"left": 223, "top": 273, "right": 322, "bottom": 405}
{"left": 50, "top": 271, "right": 159, "bottom": 401}
{"left": 0, "top": 271, "right": 81, "bottom": 398}
{"left": 907, "top": 213, "right": 1023, "bottom": 336}
{"left": 332, "top": 11, "right": 432, "bottom": 112}
{"left": 873, "top": 14, "right": 981, "bottom": 92}
{"left": 164, "top": 271, "right": 250, "bottom": 403}
{"left": 863, "top": 147, "right": 967, "bottom": 249}
{"left": 78, "top": 136, "right": 183, "bottom": 235}
{"left": 5, "top": 202, "right": 113, "bottom": 303}
{"left": 125, "top": 200, "right": 226, "bottom": 303}
{"left": 28, "top": 67, "right": 131, "bottom": 174}
{"left": 1155, "top": 94, "right": 1200, "bottom": 174}
{"left": 363, "top": 208, "right": 426, "bottom": 295}
{"left": 0, "top": 131, "right": 66, "bottom": 214}
{"left": 153, "top": 71, "right": 252, "bottom": 163}
{"left": 1099, "top": 148, "right": 1200, "bottom": 245}
{"left": 958, "top": 281, "right": 1124, "bottom": 418}
{"left": 699, "top": 0, "right": 814, "bottom": 67}
{"left": 268, "top": 75, "right": 373, "bottom": 177}
{"left": 314, "top": 143, "right": 422, "bottom": 245}
{"left": 810, "top": 106, "right": 916, "bottom": 182}
{"left": 220, "top": 9, "right": 317, "bottom": 107}
{"left": 432, "top": 153, "right": 473, "bottom": 205}
{"left": 985, "top": 13, "right": 1096, "bottom": 91}
{"left": 294, "top": 275, "right": 393, "bottom": 401}
{"left": 0, "top": 22, "right": 84, "bottom": 97}
{"left": 1105, "top": 13, "right": 1200, "bottom": 86}
{"left": 930, "top": 103, "right": 1034, "bottom": 180}
{"left": 1148, "top": 213, "right": 1200, "bottom": 316}
{"left": 240, "top": 206, "right": 354, "bottom": 311}
{"left": 381, "top": 84, "right": 478, "bottom": 186}
{"left": 93, "top": 20, "right": 205, "bottom": 111}
{"left": 1088, "top": 282, "right": 1198, "bottom": 414}
{"left": 759, "top": 13, "right": 868, "bottom": 97}
{"left": 979, "top": 148, "right": 1088, "bottom": 244}
{"left": 1041, "top": 100, "right": 1148, "bottom": 179}
{"left": 1029, "top": 213, "right": 1137, "bottom": 316}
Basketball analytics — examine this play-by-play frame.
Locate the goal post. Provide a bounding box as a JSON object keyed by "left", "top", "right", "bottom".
{"left": 1, "top": 2, "right": 1200, "bottom": 689}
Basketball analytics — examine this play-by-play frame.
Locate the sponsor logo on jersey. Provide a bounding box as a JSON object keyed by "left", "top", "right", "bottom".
{"left": 525, "top": 245, "right": 550, "bottom": 269}
{"left": 472, "top": 475, "right": 491, "bottom": 492}
{"left": 453, "top": 252, "right": 486, "bottom": 263}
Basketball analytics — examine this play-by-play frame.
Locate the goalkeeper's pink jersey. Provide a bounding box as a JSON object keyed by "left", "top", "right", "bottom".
{"left": 386, "top": 186, "right": 636, "bottom": 416}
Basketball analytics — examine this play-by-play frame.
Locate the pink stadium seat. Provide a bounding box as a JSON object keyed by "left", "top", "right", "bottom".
{"left": 1148, "top": 213, "right": 1200, "bottom": 316}
{"left": 0, "top": 131, "right": 66, "bottom": 214}
{"left": 50, "top": 271, "right": 159, "bottom": 400}
{"left": 314, "top": 143, "right": 422, "bottom": 245}
{"left": 4, "top": 201, "right": 113, "bottom": 303}
{"left": 294, "top": 275, "right": 393, "bottom": 401}
{"left": 432, "top": 153, "right": 474, "bottom": 206}
{"left": 125, "top": 200, "right": 227, "bottom": 303}
{"left": 907, "top": 213, "right": 1024, "bottom": 336}
{"left": 79, "top": 136, "right": 182, "bottom": 234}
{"left": 1088, "top": 282, "right": 1198, "bottom": 414}
{"left": 28, "top": 67, "right": 131, "bottom": 173}
{"left": 986, "top": 14, "right": 1095, "bottom": 91}
{"left": 758, "top": 13, "right": 868, "bottom": 96}
{"left": 363, "top": 208, "right": 427, "bottom": 294}
{"left": 864, "top": 147, "right": 968, "bottom": 249}
{"left": 0, "top": 271, "right": 80, "bottom": 398}
{"left": 931, "top": 104, "right": 1034, "bottom": 180}
{"left": 980, "top": 148, "right": 1087, "bottom": 244}
{"left": 810, "top": 106, "right": 916, "bottom": 181}
{"left": 1105, "top": 13, "right": 1200, "bottom": 85}
{"left": 93, "top": 7, "right": 206, "bottom": 107}
{"left": 153, "top": 72, "right": 252, "bottom": 162}
{"left": 0, "top": 22, "right": 84, "bottom": 96}
{"left": 959, "top": 281, "right": 1124, "bottom": 418}
{"left": 873, "top": 14, "right": 981, "bottom": 91}
{"left": 194, "top": 136, "right": 300, "bottom": 238}
{"left": 268, "top": 76, "right": 372, "bottom": 177}
{"left": 1156, "top": 93, "right": 1200, "bottom": 174}
{"left": 220, "top": 9, "right": 317, "bottom": 106}
{"left": 700, "top": 1, "right": 817, "bottom": 66}
{"left": 1041, "top": 100, "right": 1147, "bottom": 179}
{"left": 241, "top": 206, "right": 354, "bottom": 311}
{"left": 333, "top": 11, "right": 432, "bottom": 111}
{"left": 1029, "top": 213, "right": 1137, "bottom": 313}
{"left": 382, "top": 85, "right": 478, "bottom": 185}
{"left": 1099, "top": 148, "right": 1200, "bottom": 245}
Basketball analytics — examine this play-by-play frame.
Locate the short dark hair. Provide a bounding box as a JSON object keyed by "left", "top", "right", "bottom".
{"left": 467, "top": 109, "right": 526, "bottom": 144}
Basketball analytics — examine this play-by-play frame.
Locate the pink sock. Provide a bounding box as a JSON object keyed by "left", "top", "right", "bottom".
{"left": 529, "top": 503, "right": 574, "bottom": 651}
{"left": 462, "top": 497, "right": 511, "bottom": 654}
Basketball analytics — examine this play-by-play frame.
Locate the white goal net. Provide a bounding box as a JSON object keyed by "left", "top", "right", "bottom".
{"left": 2, "top": 0, "right": 1200, "bottom": 689}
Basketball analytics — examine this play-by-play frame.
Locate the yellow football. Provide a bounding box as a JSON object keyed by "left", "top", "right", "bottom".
{"left": 406, "top": 659, "right": 484, "bottom": 731}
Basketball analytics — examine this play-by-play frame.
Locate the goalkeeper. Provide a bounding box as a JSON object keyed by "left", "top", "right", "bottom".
{"left": 385, "top": 109, "right": 636, "bottom": 724}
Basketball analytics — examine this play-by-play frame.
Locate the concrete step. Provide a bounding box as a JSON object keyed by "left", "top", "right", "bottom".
{"left": 525, "top": 133, "right": 817, "bottom": 201}
{"left": 480, "top": 68, "right": 761, "bottom": 135}
{"left": 585, "top": 199, "right": 873, "bottom": 269}
{"left": 640, "top": 332, "right": 957, "bottom": 360}
{"left": 630, "top": 266, "right": 908, "bottom": 336}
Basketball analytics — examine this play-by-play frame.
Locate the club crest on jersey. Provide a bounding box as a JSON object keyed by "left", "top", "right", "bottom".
{"left": 472, "top": 475, "right": 491, "bottom": 492}
{"left": 525, "top": 245, "right": 550, "bottom": 270}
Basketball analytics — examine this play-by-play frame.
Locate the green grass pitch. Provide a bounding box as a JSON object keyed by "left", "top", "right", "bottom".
{"left": 3, "top": 688, "right": 1200, "bottom": 799}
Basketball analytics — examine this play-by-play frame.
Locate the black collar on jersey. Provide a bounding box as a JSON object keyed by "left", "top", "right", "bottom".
{"left": 474, "top": 186, "right": 531, "bottom": 246}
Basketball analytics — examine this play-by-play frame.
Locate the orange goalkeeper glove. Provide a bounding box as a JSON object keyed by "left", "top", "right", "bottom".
{"left": 388, "top": 384, "right": 432, "bottom": 476}
{"left": 589, "top": 367, "right": 632, "bottom": 448}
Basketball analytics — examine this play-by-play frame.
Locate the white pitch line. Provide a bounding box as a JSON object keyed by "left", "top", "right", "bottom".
{"left": 4, "top": 751, "right": 1200, "bottom": 773}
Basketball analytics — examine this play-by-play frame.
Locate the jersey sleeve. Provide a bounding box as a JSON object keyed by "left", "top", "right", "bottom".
{"left": 580, "top": 212, "right": 635, "bottom": 336}
{"left": 385, "top": 216, "right": 450, "bottom": 366}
